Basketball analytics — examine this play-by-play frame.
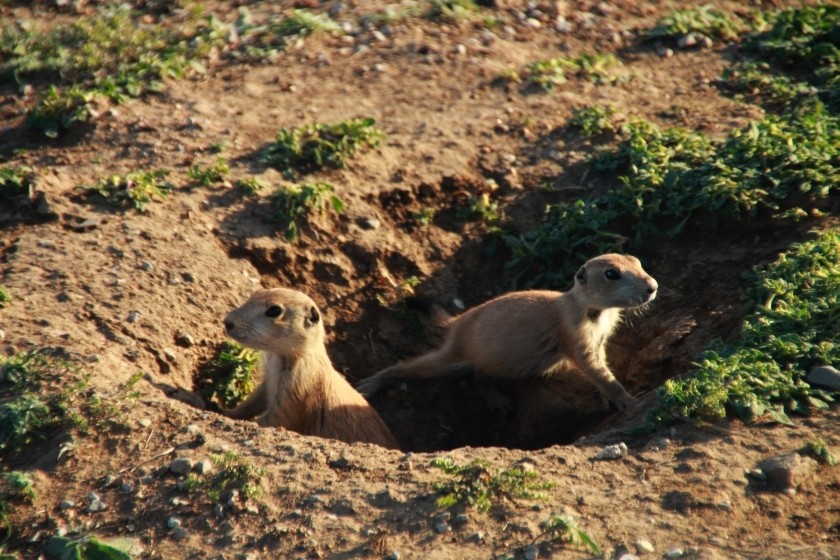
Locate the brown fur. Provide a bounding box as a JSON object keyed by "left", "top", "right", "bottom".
{"left": 357, "top": 254, "right": 658, "bottom": 410}
{"left": 222, "top": 288, "right": 399, "bottom": 449}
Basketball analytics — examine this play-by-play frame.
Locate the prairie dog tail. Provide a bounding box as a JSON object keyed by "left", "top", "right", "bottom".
{"left": 405, "top": 296, "right": 453, "bottom": 327}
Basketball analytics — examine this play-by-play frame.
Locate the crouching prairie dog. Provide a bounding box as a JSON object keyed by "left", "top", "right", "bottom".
{"left": 357, "top": 254, "right": 658, "bottom": 410}
{"left": 222, "top": 288, "right": 399, "bottom": 449}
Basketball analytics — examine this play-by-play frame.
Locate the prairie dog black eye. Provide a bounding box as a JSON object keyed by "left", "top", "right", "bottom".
{"left": 265, "top": 305, "right": 283, "bottom": 318}
{"left": 604, "top": 269, "right": 621, "bottom": 281}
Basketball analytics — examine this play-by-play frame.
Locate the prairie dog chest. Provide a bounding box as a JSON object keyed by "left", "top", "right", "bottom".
{"left": 262, "top": 353, "right": 287, "bottom": 400}
{"left": 582, "top": 308, "right": 622, "bottom": 349}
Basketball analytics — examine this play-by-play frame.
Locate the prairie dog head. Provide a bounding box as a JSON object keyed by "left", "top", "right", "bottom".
{"left": 572, "top": 254, "right": 658, "bottom": 309}
{"left": 224, "top": 288, "right": 324, "bottom": 355}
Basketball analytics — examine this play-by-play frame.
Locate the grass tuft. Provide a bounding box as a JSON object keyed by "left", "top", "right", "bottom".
{"left": 539, "top": 514, "right": 600, "bottom": 554}
{"left": 261, "top": 118, "right": 384, "bottom": 175}
{"left": 526, "top": 53, "right": 622, "bottom": 91}
{"left": 185, "top": 450, "right": 265, "bottom": 502}
{"left": 0, "top": 165, "right": 34, "bottom": 200}
{"left": 649, "top": 230, "right": 839, "bottom": 425}
{"left": 431, "top": 458, "right": 554, "bottom": 513}
{"left": 647, "top": 4, "right": 744, "bottom": 42}
{"left": 196, "top": 341, "right": 259, "bottom": 409}
{"left": 271, "top": 182, "right": 345, "bottom": 241}
{"left": 0, "top": 287, "right": 10, "bottom": 308}
{"left": 569, "top": 105, "right": 617, "bottom": 136}
{"left": 188, "top": 158, "right": 230, "bottom": 187}
{"left": 26, "top": 85, "right": 99, "bottom": 138}
{"left": 88, "top": 169, "right": 172, "bottom": 212}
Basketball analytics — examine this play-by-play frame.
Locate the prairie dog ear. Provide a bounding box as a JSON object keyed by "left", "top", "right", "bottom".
{"left": 575, "top": 264, "right": 588, "bottom": 285}
{"left": 305, "top": 305, "right": 321, "bottom": 328}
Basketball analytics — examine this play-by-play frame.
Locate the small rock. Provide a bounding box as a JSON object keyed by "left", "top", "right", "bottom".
{"left": 524, "top": 18, "right": 541, "bottom": 29}
{"left": 635, "top": 539, "right": 655, "bottom": 554}
{"left": 193, "top": 460, "right": 213, "bottom": 475}
{"left": 665, "top": 548, "right": 684, "bottom": 558}
{"left": 524, "top": 544, "right": 539, "bottom": 560}
{"left": 807, "top": 365, "right": 840, "bottom": 390}
{"left": 122, "top": 483, "right": 133, "bottom": 493}
{"left": 127, "top": 311, "right": 140, "bottom": 323}
{"left": 358, "top": 216, "right": 381, "bottom": 230}
{"left": 455, "top": 513, "right": 469, "bottom": 524}
{"left": 87, "top": 493, "right": 106, "bottom": 513}
{"left": 73, "top": 218, "right": 100, "bottom": 232}
{"left": 372, "top": 30, "right": 387, "bottom": 42}
{"left": 138, "top": 418, "right": 152, "bottom": 428}
{"left": 657, "top": 47, "right": 674, "bottom": 58}
{"left": 502, "top": 153, "right": 517, "bottom": 164}
{"left": 214, "top": 504, "right": 224, "bottom": 517}
{"left": 616, "top": 554, "right": 639, "bottom": 560}
{"left": 454, "top": 43, "right": 467, "bottom": 56}
{"left": 386, "top": 553, "right": 400, "bottom": 560}
{"left": 305, "top": 494, "right": 324, "bottom": 507}
{"left": 169, "top": 458, "right": 193, "bottom": 475}
{"left": 171, "top": 527, "right": 189, "bottom": 541}
{"left": 758, "top": 453, "right": 817, "bottom": 491}
{"left": 677, "top": 33, "right": 698, "bottom": 49}
{"left": 596, "top": 442, "right": 628, "bottom": 460}
{"left": 747, "top": 468, "right": 767, "bottom": 481}
{"left": 434, "top": 522, "right": 452, "bottom": 534}
{"left": 175, "top": 332, "right": 195, "bottom": 347}
{"left": 59, "top": 500, "right": 75, "bottom": 510}
{"left": 167, "top": 517, "right": 181, "bottom": 529}
{"left": 698, "top": 35, "right": 714, "bottom": 49}
{"left": 139, "top": 261, "right": 154, "bottom": 272}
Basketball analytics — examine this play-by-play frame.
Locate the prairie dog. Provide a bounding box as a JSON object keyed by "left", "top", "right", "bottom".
{"left": 222, "top": 288, "right": 399, "bottom": 449}
{"left": 357, "top": 254, "right": 658, "bottom": 410}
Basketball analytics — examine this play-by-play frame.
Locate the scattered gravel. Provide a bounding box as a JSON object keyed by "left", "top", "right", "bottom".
{"left": 596, "top": 442, "right": 628, "bottom": 460}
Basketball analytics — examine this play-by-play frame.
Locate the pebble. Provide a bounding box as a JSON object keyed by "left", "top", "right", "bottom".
{"left": 372, "top": 30, "right": 387, "bottom": 42}
{"left": 502, "top": 153, "right": 517, "bottom": 164}
{"left": 554, "top": 16, "right": 572, "bottom": 33}
{"left": 434, "top": 522, "right": 452, "bottom": 534}
{"left": 455, "top": 513, "right": 468, "bottom": 524}
{"left": 358, "top": 216, "right": 381, "bottom": 230}
{"left": 169, "top": 458, "right": 193, "bottom": 475}
{"left": 138, "top": 418, "right": 152, "bottom": 428}
{"left": 87, "top": 493, "right": 106, "bottom": 513}
{"left": 524, "top": 544, "right": 539, "bottom": 560}
{"left": 657, "top": 47, "right": 674, "bottom": 58}
{"left": 698, "top": 35, "right": 714, "bottom": 48}
{"left": 172, "top": 527, "right": 189, "bottom": 541}
{"left": 59, "top": 500, "right": 75, "bottom": 510}
{"left": 665, "top": 548, "right": 684, "bottom": 558}
{"left": 807, "top": 365, "right": 840, "bottom": 390}
{"left": 386, "top": 553, "right": 400, "bottom": 560}
{"left": 758, "top": 453, "right": 816, "bottom": 491}
{"left": 596, "top": 442, "right": 628, "bottom": 460}
{"left": 677, "top": 33, "right": 698, "bottom": 49}
{"left": 194, "top": 460, "right": 213, "bottom": 475}
{"left": 167, "top": 517, "right": 181, "bottom": 529}
{"left": 175, "top": 332, "right": 195, "bottom": 347}
{"left": 455, "top": 44, "right": 467, "bottom": 56}
{"left": 635, "top": 539, "right": 655, "bottom": 554}
{"left": 0, "top": 329, "right": 5, "bottom": 342}
{"left": 127, "top": 311, "right": 141, "bottom": 323}
{"left": 524, "top": 18, "right": 541, "bottom": 30}
{"left": 122, "top": 483, "right": 133, "bottom": 493}
{"left": 214, "top": 504, "right": 224, "bottom": 518}
{"left": 616, "top": 554, "right": 639, "bottom": 560}
{"left": 139, "top": 261, "right": 154, "bottom": 272}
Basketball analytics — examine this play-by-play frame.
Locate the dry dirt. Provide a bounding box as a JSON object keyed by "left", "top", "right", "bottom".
{"left": 1, "top": 0, "right": 839, "bottom": 559}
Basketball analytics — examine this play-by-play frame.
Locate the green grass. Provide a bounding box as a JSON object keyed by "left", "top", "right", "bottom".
{"left": 184, "top": 451, "right": 264, "bottom": 502}
{"left": 236, "top": 176, "right": 267, "bottom": 196}
{"left": 539, "top": 515, "right": 600, "bottom": 554}
{"left": 25, "top": 85, "right": 99, "bottom": 138}
{"left": 0, "top": 350, "right": 91, "bottom": 459}
{"left": 425, "top": 0, "right": 478, "bottom": 22}
{"left": 188, "top": 158, "right": 230, "bottom": 187}
{"left": 650, "top": 230, "right": 839, "bottom": 426}
{"left": 0, "top": 4, "right": 225, "bottom": 100}
{"left": 721, "top": 61, "right": 815, "bottom": 110}
{"left": 526, "top": 53, "right": 622, "bottom": 91}
{"left": 569, "top": 105, "right": 617, "bottom": 136}
{"left": 261, "top": 118, "right": 384, "bottom": 175}
{"left": 507, "top": 99, "right": 838, "bottom": 286}
{"left": 431, "top": 458, "right": 554, "bottom": 513}
{"left": 0, "top": 165, "right": 34, "bottom": 200}
{"left": 233, "top": 8, "right": 343, "bottom": 61}
{"left": 804, "top": 438, "right": 837, "bottom": 466}
{"left": 196, "top": 341, "right": 259, "bottom": 409}
{"left": 647, "top": 4, "right": 744, "bottom": 42}
{"left": 0, "top": 287, "right": 9, "bottom": 309}
{"left": 0, "top": 351, "right": 141, "bottom": 460}
{"left": 457, "top": 192, "right": 501, "bottom": 223}
{"left": 88, "top": 169, "right": 173, "bottom": 212}
{"left": 271, "top": 182, "right": 345, "bottom": 241}
{"left": 742, "top": 6, "right": 840, "bottom": 110}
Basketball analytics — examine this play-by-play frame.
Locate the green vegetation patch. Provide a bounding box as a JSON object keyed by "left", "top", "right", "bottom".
{"left": 507, "top": 100, "right": 838, "bottom": 286}
{"left": 185, "top": 450, "right": 265, "bottom": 502}
{"left": 88, "top": 169, "right": 172, "bottom": 212}
{"left": 0, "top": 471, "right": 35, "bottom": 540}
{"left": 804, "top": 438, "right": 837, "bottom": 466}
{"left": 1, "top": 4, "right": 225, "bottom": 100}
{"left": 526, "top": 53, "right": 622, "bottom": 91}
{"left": 271, "top": 181, "right": 345, "bottom": 241}
{"left": 0, "top": 350, "right": 141, "bottom": 460}
{"left": 25, "top": 85, "right": 99, "bottom": 138}
{"left": 188, "top": 158, "right": 230, "bottom": 187}
{"left": 647, "top": 4, "right": 744, "bottom": 42}
{"left": 425, "top": 0, "right": 479, "bottom": 22}
{"left": 539, "top": 514, "right": 600, "bottom": 554}
{"left": 233, "top": 8, "right": 342, "bottom": 61}
{"left": 431, "top": 458, "right": 554, "bottom": 512}
{"left": 650, "top": 230, "right": 839, "bottom": 425}
{"left": 0, "top": 287, "right": 9, "bottom": 309}
{"left": 261, "top": 117, "right": 384, "bottom": 174}
{"left": 741, "top": 6, "right": 840, "bottom": 110}
{"left": 196, "top": 341, "right": 259, "bottom": 409}
{"left": 721, "top": 61, "right": 815, "bottom": 110}
{"left": 569, "top": 105, "right": 617, "bottom": 136}
{"left": 0, "top": 165, "right": 34, "bottom": 200}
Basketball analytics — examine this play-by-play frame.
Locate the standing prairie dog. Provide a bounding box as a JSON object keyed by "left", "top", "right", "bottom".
{"left": 357, "top": 254, "right": 658, "bottom": 410}
{"left": 222, "top": 288, "right": 399, "bottom": 449}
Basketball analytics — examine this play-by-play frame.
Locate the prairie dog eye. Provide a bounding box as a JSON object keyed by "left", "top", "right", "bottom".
{"left": 265, "top": 305, "right": 284, "bottom": 318}
{"left": 604, "top": 269, "right": 621, "bottom": 280}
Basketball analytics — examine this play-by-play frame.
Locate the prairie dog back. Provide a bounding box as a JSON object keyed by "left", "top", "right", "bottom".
{"left": 357, "top": 254, "right": 658, "bottom": 410}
